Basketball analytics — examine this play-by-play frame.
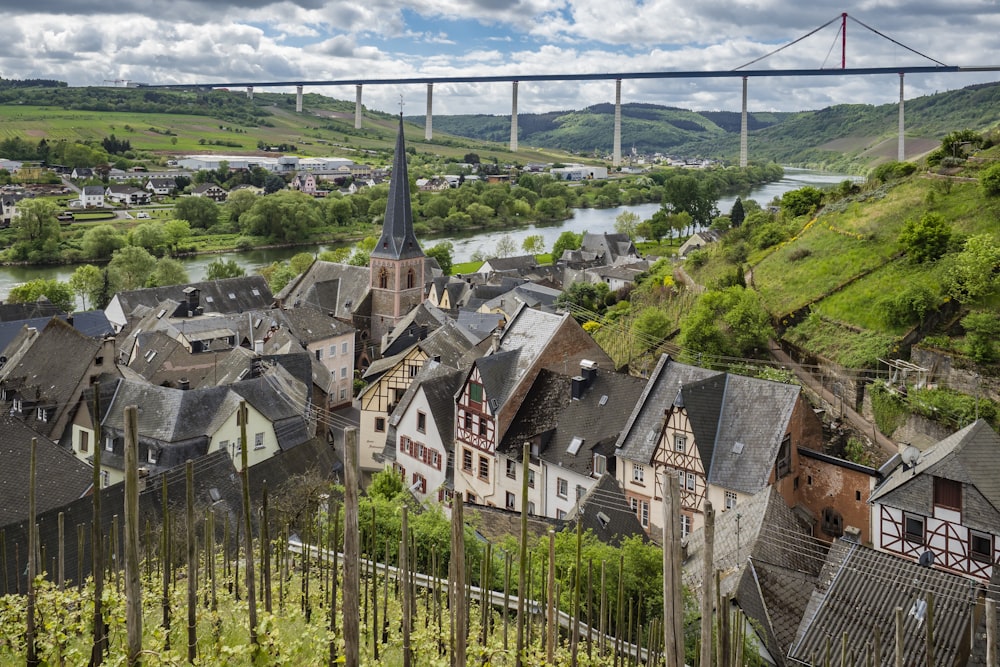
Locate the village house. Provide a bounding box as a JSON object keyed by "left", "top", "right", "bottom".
{"left": 145, "top": 177, "right": 176, "bottom": 196}
{"left": 80, "top": 185, "right": 105, "bottom": 208}
{"left": 105, "top": 184, "right": 151, "bottom": 206}
{"left": 279, "top": 305, "right": 356, "bottom": 407}
{"left": 678, "top": 229, "right": 722, "bottom": 257}
{"left": 190, "top": 183, "right": 228, "bottom": 201}
{"left": 290, "top": 171, "right": 319, "bottom": 195}
{"left": 870, "top": 419, "right": 1000, "bottom": 581}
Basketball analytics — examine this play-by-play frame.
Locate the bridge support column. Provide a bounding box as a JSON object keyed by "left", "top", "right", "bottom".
{"left": 425, "top": 83, "right": 433, "bottom": 141}
{"left": 295, "top": 85, "right": 303, "bottom": 113}
{"left": 246, "top": 86, "right": 253, "bottom": 100}
{"left": 355, "top": 84, "right": 363, "bottom": 129}
{"left": 740, "top": 76, "right": 748, "bottom": 168}
{"left": 510, "top": 81, "right": 519, "bottom": 153}
{"left": 898, "top": 73, "right": 905, "bottom": 161}
{"left": 613, "top": 79, "right": 622, "bottom": 168}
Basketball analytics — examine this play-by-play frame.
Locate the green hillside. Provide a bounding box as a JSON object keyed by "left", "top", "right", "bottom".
{"left": 424, "top": 81, "right": 1000, "bottom": 171}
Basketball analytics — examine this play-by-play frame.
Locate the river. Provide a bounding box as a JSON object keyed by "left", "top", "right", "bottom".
{"left": 0, "top": 168, "right": 856, "bottom": 305}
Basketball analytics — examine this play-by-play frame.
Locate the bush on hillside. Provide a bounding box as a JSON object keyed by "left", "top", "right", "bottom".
{"left": 979, "top": 162, "right": 1000, "bottom": 196}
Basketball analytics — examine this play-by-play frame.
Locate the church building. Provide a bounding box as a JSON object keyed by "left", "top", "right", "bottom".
{"left": 369, "top": 115, "right": 426, "bottom": 346}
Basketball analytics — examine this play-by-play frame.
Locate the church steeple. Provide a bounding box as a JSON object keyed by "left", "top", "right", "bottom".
{"left": 371, "top": 114, "right": 423, "bottom": 261}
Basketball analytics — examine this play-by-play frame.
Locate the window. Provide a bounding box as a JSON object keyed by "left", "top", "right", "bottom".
{"left": 933, "top": 477, "right": 962, "bottom": 511}
{"left": 464, "top": 413, "right": 473, "bottom": 430}
{"left": 506, "top": 459, "right": 517, "bottom": 480}
{"left": 775, "top": 434, "right": 791, "bottom": 479}
{"left": 686, "top": 472, "right": 696, "bottom": 491}
{"left": 409, "top": 364, "right": 419, "bottom": 378}
{"left": 479, "top": 417, "right": 487, "bottom": 436}
{"left": 478, "top": 456, "right": 490, "bottom": 481}
{"left": 406, "top": 268, "right": 416, "bottom": 289}
{"left": 821, "top": 507, "right": 844, "bottom": 538}
{"left": 469, "top": 383, "right": 483, "bottom": 404}
{"left": 680, "top": 515, "right": 691, "bottom": 539}
{"left": 462, "top": 448, "right": 473, "bottom": 472}
{"left": 342, "top": 342, "right": 348, "bottom": 354}
{"left": 340, "top": 388, "right": 347, "bottom": 400}
{"left": 632, "top": 463, "right": 644, "bottom": 484}
{"left": 431, "top": 451, "right": 440, "bottom": 469}
{"left": 417, "top": 411, "right": 426, "bottom": 433}
{"left": 341, "top": 367, "right": 348, "bottom": 379}
{"left": 557, "top": 478, "right": 568, "bottom": 498}
{"left": 105, "top": 435, "right": 114, "bottom": 452}
{"left": 375, "top": 417, "right": 385, "bottom": 432}
{"left": 412, "top": 473, "right": 426, "bottom": 494}
{"left": 79, "top": 431, "right": 89, "bottom": 453}
{"left": 147, "top": 447, "right": 157, "bottom": 464}
{"left": 330, "top": 344, "right": 337, "bottom": 357}
{"left": 640, "top": 501, "right": 649, "bottom": 528}
{"left": 254, "top": 432, "right": 265, "bottom": 450}
{"left": 528, "top": 469, "right": 535, "bottom": 489}
{"left": 100, "top": 470, "right": 110, "bottom": 488}
{"left": 527, "top": 501, "right": 535, "bottom": 515}
{"left": 576, "top": 485, "right": 585, "bottom": 501}
{"left": 725, "top": 490, "right": 737, "bottom": 510}
{"left": 674, "top": 434, "right": 686, "bottom": 452}
{"left": 378, "top": 268, "right": 389, "bottom": 289}
{"left": 219, "top": 439, "right": 229, "bottom": 452}
{"left": 630, "top": 497, "right": 638, "bottom": 513}
{"left": 970, "top": 531, "right": 992, "bottom": 563}
{"left": 904, "top": 514, "right": 925, "bottom": 544}
{"left": 506, "top": 492, "right": 516, "bottom": 510}
{"left": 592, "top": 453, "right": 606, "bottom": 476}
{"left": 466, "top": 491, "right": 476, "bottom": 504}
{"left": 557, "top": 510, "right": 566, "bottom": 520}
{"left": 315, "top": 348, "right": 323, "bottom": 360}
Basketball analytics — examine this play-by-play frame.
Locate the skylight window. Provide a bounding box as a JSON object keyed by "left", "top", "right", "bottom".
{"left": 567, "top": 436, "right": 584, "bottom": 455}
{"left": 598, "top": 395, "right": 608, "bottom": 406}
{"left": 228, "top": 293, "right": 236, "bottom": 300}
{"left": 732, "top": 441, "right": 745, "bottom": 455}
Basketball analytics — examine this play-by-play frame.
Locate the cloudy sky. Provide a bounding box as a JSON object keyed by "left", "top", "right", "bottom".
{"left": 2, "top": 0, "right": 999, "bottom": 116}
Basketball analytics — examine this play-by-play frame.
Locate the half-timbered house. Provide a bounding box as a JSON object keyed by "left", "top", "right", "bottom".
{"left": 870, "top": 419, "right": 1000, "bottom": 581}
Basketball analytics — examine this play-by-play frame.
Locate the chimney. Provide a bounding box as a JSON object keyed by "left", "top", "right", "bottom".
{"left": 491, "top": 328, "right": 502, "bottom": 354}
{"left": 580, "top": 359, "right": 598, "bottom": 386}
{"left": 571, "top": 376, "right": 586, "bottom": 400}
{"left": 182, "top": 286, "right": 200, "bottom": 311}
{"left": 178, "top": 377, "right": 190, "bottom": 391}
{"left": 254, "top": 339, "right": 264, "bottom": 354}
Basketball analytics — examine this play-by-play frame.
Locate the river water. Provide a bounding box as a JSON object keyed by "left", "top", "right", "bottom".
{"left": 0, "top": 168, "right": 856, "bottom": 305}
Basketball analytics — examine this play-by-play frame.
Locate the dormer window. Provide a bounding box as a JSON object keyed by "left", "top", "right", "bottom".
{"left": 933, "top": 477, "right": 962, "bottom": 512}
{"left": 12, "top": 398, "right": 22, "bottom": 414}
{"left": 147, "top": 447, "right": 158, "bottom": 464}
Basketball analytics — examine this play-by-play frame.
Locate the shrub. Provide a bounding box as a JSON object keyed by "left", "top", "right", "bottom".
{"left": 979, "top": 162, "right": 1000, "bottom": 196}
{"left": 879, "top": 283, "right": 938, "bottom": 328}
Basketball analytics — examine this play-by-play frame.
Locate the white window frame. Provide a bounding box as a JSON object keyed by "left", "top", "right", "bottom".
{"left": 557, "top": 477, "right": 568, "bottom": 499}
{"left": 632, "top": 463, "right": 644, "bottom": 484}
{"left": 254, "top": 432, "right": 265, "bottom": 450}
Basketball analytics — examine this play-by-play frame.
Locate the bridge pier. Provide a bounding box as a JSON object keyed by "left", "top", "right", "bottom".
{"left": 898, "top": 73, "right": 905, "bottom": 161}
{"left": 246, "top": 86, "right": 253, "bottom": 100}
{"left": 510, "top": 81, "right": 519, "bottom": 153}
{"left": 425, "top": 83, "right": 433, "bottom": 141}
{"left": 355, "top": 84, "right": 363, "bottom": 129}
{"left": 740, "top": 76, "right": 748, "bottom": 168}
{"left": 613, "top": 79, "right": 622, "bottom": 168}
{"left": 295, "top": 85, "right": 303, "bottom": 113}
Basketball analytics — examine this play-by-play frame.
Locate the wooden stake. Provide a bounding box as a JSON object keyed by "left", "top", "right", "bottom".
{"left": 124, "top": 406, "right": 142, "bottom": 666}
{"left": 895, "top": 606, "right": 903, "bottom": 667}
{"left": 26, "top": 438, "right": 38, "bottom": 667}
{"left": 186, "top": 460, "right": 197, "bottom": 664}
{"left": 90, "top": 385, "right": 107, "bottom": 667}
{"left": 401, "top": 505, "right": 412, "bottom": 667}
{"left": 700, "top": 500, "right": 715, "bottom": 667}
{"left": 342, "top": 427, "right": 360, "bottom": 667}
{"left": 161, "top": 474, "right": 171, "bottom": 650}
{"left": 516, "top": 442, "right": 530, "bottom": 667}
{"left": 450, "top": 494, "right": 467, "bottom": 667}
{"left": 987, "top": 598, "right": 997, "bottom": 667}
{"left": 925, "top": 592, "right": 935, "bottom": 667}
{"left": 546, "top": 527, "right": 556, "bottom": 665}
{"left": 238, "top": 401, "right": 258, "bottom": 650}
{"left": 662, "top": 471, "right": 683, "bottom": 667}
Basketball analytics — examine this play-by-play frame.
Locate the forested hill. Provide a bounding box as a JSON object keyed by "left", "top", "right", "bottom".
{"left": 418, "top": 81, "right": 1000, "bottom": 170}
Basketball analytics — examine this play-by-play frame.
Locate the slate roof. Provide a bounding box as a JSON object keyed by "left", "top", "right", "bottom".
{"left": 615, "top": 355, "right": 720, "bottom": 463}
{"left": 275, "top": 261, "right": 370, "bottom": 318}
{"left": 0, "top": 298, "right": 63, "bottom": 322}
{"left": 869, "top": 419, "right": 1000, "bottom": 534}
{"left": 580, "top": 232, "right": 637, "bottom": 265}
{"left": 380, "top": 301, "right": 466, "bottom": 358}
{"left": 0, "top": 312, "right": 112, "bottom": 356}
{"left": 473, "top": 348, "right": 522, "bottom": 413}
{"left": 684, "top": 486, "right": 823, "bottom": 667}
{"left": 789, "top": 539, "right": 980, "bottom": 666}
{"left": 385, "top": 361, "right": 464, "bottom": 461}
{"left": 112, "top": 276, "right": 272, "bottom": 330}
{"left": 499, "top": 367, "right": 646, "bottom": 478}
{"left": 370, "top": 115, "right": 423, "bottom": 262}
{"left": 0, "top": 415, "right": 92, "bottom": 526}
{"left": 281, "top": 304, "right": 354, "bottom": 343}
{"left": 456, "top": 309, "right": 504, "bottom": 339}
{"left": 481, "top": 254, "right": 538, "bottom": 273}
{"left": 565, "top": 474, "right": 647, "bottom": 546}
{"left": 101, "top": 379, "right": 238, "bottom": 446}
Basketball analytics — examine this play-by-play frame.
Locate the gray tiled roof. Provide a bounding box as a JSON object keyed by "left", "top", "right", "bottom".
{"left": 565, "top": 474, "right": 647, "bottom": 546}
{"left": 789, "top": 539, "right": 980, "bottom": 666}
{"left": 473, "top": 348, "right": 521, "bottom": 412}
{"left": 0, "top": 415, "right": 92, "bottom": 526}
{"left": 281, "top": 304, "right": 354, "bottom": 343}
{"left": 386, "top": 361, "right": 464, "bottom": 459}
{"left": 499, "top": 367, "right": 645, "bottom": 477}
{"left": 102, "top": 380, "right": 238, "bottom": 444}
{"left": 615, "top": 355, "right": 720, "bottom": 463}
{"left": 113, "top": 276, "right": 272, "bottom": 327}
{"left": 870, "top": 420, "right": 1000, "bottom": 534}
{"left": 370, "top": 116, "right": 424, "bottom": 262}
{"left": 276, "top": 261, "right": 370, "bottom": 317}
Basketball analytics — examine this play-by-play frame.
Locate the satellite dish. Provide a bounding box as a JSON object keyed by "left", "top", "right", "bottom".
{"left": 918, "top": 550, "right": 935, "bottom": 567}
{"left": 901, "top": 445, "right": 921, "bottom": 468}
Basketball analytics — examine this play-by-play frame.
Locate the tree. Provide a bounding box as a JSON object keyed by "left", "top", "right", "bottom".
{"left": 128, "top": 222, "right": 165, "bottom": 255}
{"left": 463, "top": 153, "right": 480, "bottom": 165}
{"left": 174, "top": 196, "right": 219, "bottom": 229}
{"left": 944, "top": 234, "right": 1000, "bottom": 302}
{"left": 551, "top": 230, "right": 583, "bottom": 261}
{"left": 289, "top": 252, "right": 315, "bottom": 277}
{"left": 962, "top": 311, "right": 1000, "bottom": 363}
{"left": 465, "top": 202, "right": 494, "bottom": 225}
{"left": 69, "top": 264, "right": 105, "bottom": 310}
{"left": 730, "top": 197, "right": 745, "bottom": 227}
{"left": 241, "top": 190, "right": 321, "bottom": 242}
{"left": 632, "top": 307, "right": 672, "bottom": 342}
{"left": 81, "top": 224, "right": 125, "bottom": 260}
{"left": 368, "top": 468, "right": 405, "bottom": 501}
{"left": 149, "top": 257, "right": 189, "bottom": 287}
{"left": 493, "top": 234, "right": 517, "bottom": 258}
{"left": 779, "top": 186, "right": 823, "bottom": 219}
{"left": 349, "top": 235, "right": 378, "bottom": 266}
{"left": 425, "top": 242, "right": 454, "bottom": 276}
{"left": 980, "top": 162, "right": 1000, "bottom": 196}
{"left": 940, "top": 129, "right": 983, "bottom": 158}
{"left": 224, "top": 189, "right": 258, "bottom": 224}
{"left": 263, "top": 173, "right": 286, "bottom": 194}
{"left": 108, "top": 246, "right": 157, "bottom": 292}
{"left": 899, "top": 212, "right": 951, "bottom": 263}
{"left": 162, "top": 219, "right": 191, "bottom": 254}
{"left": 614, "top": 210, "right": 640, "bottom": 240}
{"left": 521, "top": 234, "right": 545, "bottom": 255}
{"left": 205, "top": 258, "right": 246, "bottom": 280}
{"left": 662, "top": 174, "right": 718, "bottom": 226}
{"left": 11, "top": 198, "right": 61, "bottom": 261}
{"left": 555, "top": 281, "right": 611, "bottom": 315}
{"left": 7, "top": 278, "right": 74, "bottom": 312}
{"left": 679, "top": 286, "right": 774, "bottom": 360}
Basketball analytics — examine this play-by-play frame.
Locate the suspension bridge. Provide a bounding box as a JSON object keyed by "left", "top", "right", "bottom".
{"left": 140, "top": 13, "right": 1000, "bottom": 166}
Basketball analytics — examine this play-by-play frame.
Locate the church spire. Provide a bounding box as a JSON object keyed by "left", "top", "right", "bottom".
{"left": 371, "top": 114, "right": 423, "bottom": 261}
